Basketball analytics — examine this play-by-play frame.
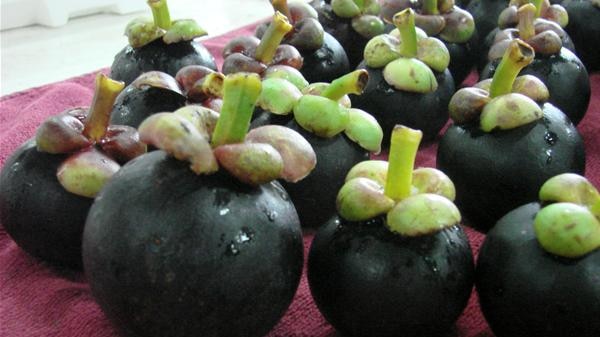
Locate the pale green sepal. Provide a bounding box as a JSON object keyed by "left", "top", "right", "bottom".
{"left": 258, "top": 78, "right": 302, "bottom": 115}
{"left": 125, "top": 17, "right": 164, "bottom": 48}
{"left": 412, "top": 168, "right": 456, "bottom": 201}
{"left": 416, "top": 37, "right": 450, "bottom": 72}
{"left": 534, "top": 203, "right": 600, "bottom": 258}
{"left": 263, "top": 65, "right": 309, "bottom": 91}
{"left": 293, "top": 95, "right": 350, "bottom": 138}
{"left": 480, "top": 93, "right": 543, "bottom": 132}
{"left": 539, "top": 173, "right": 600, "bottom": 212}
{"left": 163, "top": 19, "right": 208, "bottom": 44}
{"left": 173, "top": 105, "right": 220, "bottom": 141}
{"left": 331, "top": 0, "right": 361, "bottom": 18}
{"left": 337, "top": 177, "right": 395, "bottom": 221}
{"left": 57, "top": 148, "right": 120, "bottom": 198}
{"left": 345, "top": 160, "right": 388, "bottom": 186}
{"left": 364, "top": 34, "right": 401, "bottom": 68}
{"left": 343, "top": 108, "right": 383, "bottom": 154}
{"left": 386, "top": 193, "right": 461, "bottom": 236}
{"left": 383, "top": 58, "right": 438, "bottom": 93}
{"left": 352, "top": 15, "right": 385, "bottom": 39}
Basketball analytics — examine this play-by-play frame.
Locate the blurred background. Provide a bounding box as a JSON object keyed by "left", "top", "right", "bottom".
{"left": 0, "top": 0, "right": 273, "bottom": 95}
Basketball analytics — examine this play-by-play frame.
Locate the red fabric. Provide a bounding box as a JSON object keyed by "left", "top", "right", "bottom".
{"left": 1, "top": 22, "right": 599, "bottom": 337}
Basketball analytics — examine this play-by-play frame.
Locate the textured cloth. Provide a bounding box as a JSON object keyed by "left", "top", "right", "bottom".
{"left": 1, "top": 22, "right": 599, "bottom": 337}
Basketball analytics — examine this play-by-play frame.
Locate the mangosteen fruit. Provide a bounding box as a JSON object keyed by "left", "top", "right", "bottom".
{"left": 351, "top": 8, "right": 455, "bottom": 145}
{"left": 308, "top": 125, "right": 474, "bottom": 337}
{"left": 380, "top": 0, "right": 477, "bottom": 86}
{"left": 437, "top": 39, "right": 586, "bottom": 231}
{"left": 110, "top": 66, "right": 224, "bottom": 128}
{"left": 82, "top": 73, "right": 316, "bottom": 337}
{"left": 466, "top": 0, "right": 512, "bottom": 59}
{"left": 476, "top": 173, "right": 600, "bottom": 337}
{"left": 252, "top": 70, "right": 383, "bottom": 228}
{"left": 255, "top": 0, "right": 350, "bottom": 83}
{"left": 310, "top": 0, "right": 386, "bottom": 68}
{"left": 560, "top": 0, "right": 600, "bottom": 72}
{"left": 480, "top": 3, "right": 590, "bottom": 124}
{"left": 0, "top": 74, "right": 145, "bottom": 269}
{"left": 110, "top": 0, "right": 217, "bottom": 86}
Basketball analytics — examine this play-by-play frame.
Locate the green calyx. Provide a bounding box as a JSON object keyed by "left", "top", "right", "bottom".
{"left": 137, "top": 73, "right": 317, "bottom": 186}
{"left": 499, "top": 0, "right": 569, "bottom": 29}
{"left": 254, "top": 11, "right": 293, "bottom": 64}
{"left": 332, "top": 0, "right": 384, "bottom": 38}
{"left": 125, "top": 0, "right": 207, "bottom": 48}
{"left": 480, "top": 93, "right": 543, "bottom": 132}
{"left": 35, "top": 74, "right": 148, "bottom": 198}
{"left": 533, "top": 174, "right": 600, "bottom": 258}
{"left": 363, "top": 8, "right": 448, "bottom": 93}
{"left": 337, "top": 125, "right": 460, "bottom": 236}
{"left": 262, "top": 65, "right": 309, "bottom": 90}
{"left": 258, "top": 78, "right": 303, "bottom": 115}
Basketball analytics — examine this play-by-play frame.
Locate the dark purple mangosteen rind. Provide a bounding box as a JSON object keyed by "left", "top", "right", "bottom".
{"left": 281, "top": 120, "right": 369, "bottom": 228}
{"left": 351, "top": 63, "right": 455, "bottom": 146}
{"left": 311, "top": 0, "right": 372, "bottom": 68}
{"left": 476, "top": 202, "right": 600, "bottom": 337}
{"left": 82, "top": 150, "right": 303, "bottom": 337}
{"left": 437, "top": 103, "right": 586, "bottom": 232}
{"left": 563, "top": 0, "right": 600, "bottom": 72}
{"left": 110, "top": 39, "right": 217, "bottom": 87}
{"left": 301, "top": 32, "right": 351, "bottom": 83}
{"left": 109, "top": 85, "right": 187, "bottom": 128}
{"left": 308, "top": 215, "right": 474, "bottom": 337}
{"left": 467, "top": 0, "right": 513, "bottom": 61}
{"left": 0, "top": 140, "right": 93, "bottom": 269}
{"left": 480, "top": 47, "right": 590, "bottom": 125}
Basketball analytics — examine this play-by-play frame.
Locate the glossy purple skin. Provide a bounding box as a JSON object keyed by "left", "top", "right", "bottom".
{"left": 308, "top": 216, "right": 474, "bottom": 337}
{"left": 83, "top": 150, "right": 303, "bottom": 337}
{"left": 437, "top": 103, "right": 586, "bottom": 231}
{"left": 562, "top": 0, "right": 600, "bottom": 71}
{"left": 111, "top": 39, "right": 217, "bottom": 86}
{"left": 0, "top": 140, "right": 93, "bottom": 269}
{"left": 476, "top": 202, "right": 600, "bottom": 337}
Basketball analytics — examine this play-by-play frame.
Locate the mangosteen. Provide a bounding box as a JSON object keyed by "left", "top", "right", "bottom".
{"left": 437, "top": 39, "right": 586, "bottom": 231}
{"left": 82, "top": 73, "right": 316, "bottom": 337}
{"left": 351, "top": 8, "right": 455, "bottom": 145}
{"left": 110, "top": 0, "right": 217, "bottom": 86}
{"left": 0, "top": 74, "right": 146, "bottom": 269}
{"left": 476, "top": 173, "right": 600, "bottom": 337}
{"left": 480, "top": 3, "right": 590, "bottom": 124}
{"left": 308, "top": 125, "right": 474, "bottom": 337}
{"left": 380, "top": 0, "right": 477, "bottom": 86}
{"left": 255, "top": 0, "right": 350, "bottom": 83}
{"left": 251, "top": 70, "right": 383, "bottom": 228}
{"left": 310, "top": 0, "right": 386, "bottom": 68}
{"left": 561, "top": 0, "right": 600, "bottom": 72}
{"left": 110, "top": 66, "right": 224, "bottom": 128}
{"left": 466, "top": 0, "right": 511, "bottom": 59}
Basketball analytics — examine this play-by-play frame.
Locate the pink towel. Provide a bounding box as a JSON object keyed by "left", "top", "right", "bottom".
{"left": 1, "top": 22, "right": 599, "bottom": 337}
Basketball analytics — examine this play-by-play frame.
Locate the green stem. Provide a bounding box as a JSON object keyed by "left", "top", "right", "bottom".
{"left": 83, "top": 74, "right": 125, "bottom": 142}
{"left": 393, "top": 8, "right": 418, "bottom": 58}
{"left": 255, "top": 11, "right": 293, "bottom": 64}
{"left": 211, "top": 73, "right": 262, "bottom": 147}
{"left": 422, "top": 0, "right": 440, "bottom": 15}
{"left": 148, "top": 0, "right": 172, "bottom": 30}
{"left": 530, "top": 0, "right": 544, "bottom": 18}
{"left": 320, "top": 70, "right": 369, "bottom": 101}
{"left": 489, "top": 39, "right": 535, "bottom": 98}
{"left": 517, "top": 4, "right": 536, "bottom": 41}
{"left": 271, "top": 0, "right": 291, "bottom": 21}
{"left": 384, "top": 125, "right": 423, "bottom": 201}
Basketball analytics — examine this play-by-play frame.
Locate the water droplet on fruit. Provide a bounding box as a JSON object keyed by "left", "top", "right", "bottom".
{"left": 235, "top": 227, "right": 255, "bottom": 244}
{"left": 266, "top": 210, "right": 278, "bottom": 221}
{"left": 272, "top": 183, "right": 289, "bottom": 201}
{"left": 11, "top": 162, "right": 20, "bottom": 172}
{"left": 213, "top": 189, "right": 231, "bottom": 207}
{"left": 544, "top": 131, "right": 558, "bottom": 145}
{"left": 545, "top": 149, "right": 553, "bottom": 164}
{"left": 226, "top": 242, "right": 240, "bottom": 256}
{"left": 219, "top": 208, "right": 230, "bottom": 216}
{"left": 423, "top": 256, "right": 439, "bottom": 273}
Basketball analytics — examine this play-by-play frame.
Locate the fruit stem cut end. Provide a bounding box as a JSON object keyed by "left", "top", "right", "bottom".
{"left": 517, "top": 4, "right": 537, "bottom": 41}
{"left": 384, "top": 125, "right": 422, "bottom": 201}
{"left": 83, "top": 73, "right": 125, "bottom": 142}
{"left": 489, "top": 39, "right": 534, "bottom": 98}
{"left": 271, "top": 0, "right": 291, "bottom": 21}
{"left": 254, "top": 11, "right": 293, "bottom": 64}
{"left": 211, "top": 73, "right": 262, "bottom": 147}
{"left": 148, "top": 0, "right": 172, "bottom": 30}
{"left": 320, "top": 70, "right": 369, "bottom": 101}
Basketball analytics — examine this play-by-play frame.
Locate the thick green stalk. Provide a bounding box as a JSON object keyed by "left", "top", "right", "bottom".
{"left": 530, "top": 0, "right": 544, "bottom": 18}
{"left": 518, "top": 4, "right": 537, "bottom": 41}
{"left": 489, "top": 39, "right": 535, "bottom": 98}
{"left": 255, "top": 11, "right": 293, "bottom": 64}
{"left": 384, "top": 125, "right": 423, "bottom": 200}
{"left": 148, "top": 0, "right": 172, "bottom": 30}
{"left": 83, "top": 74, "right": 125, "bottom": 142}
{"left": 211, "top": 73, "right": 262, "bottom": 147}
{"left": 271, "top": 0, "right": 291, "bottom": 21}
{"left": 422, "top": 0, "right": 440, "bottom": 15}
{"left": 320, "top": 70, "right": 369, "bottom": 101}
{"left": 393, "top": 9, "right": 418, "bottom": 58}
